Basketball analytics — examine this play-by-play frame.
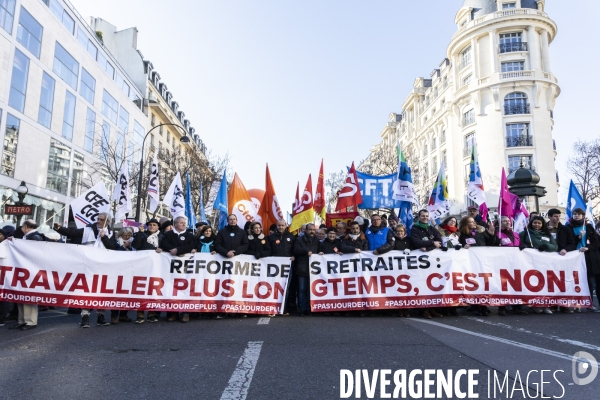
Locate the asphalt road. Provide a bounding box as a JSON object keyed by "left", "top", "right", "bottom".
{"left": 1, "top": 307, "right": 599, "bottom": 399}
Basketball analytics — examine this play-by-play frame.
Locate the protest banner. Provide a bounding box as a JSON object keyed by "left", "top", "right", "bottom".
{"left": 309, "top": 248, "right": 590, "bottom": 312}
{"left": 0, "top": 241, "right": 290, "bottom": 315}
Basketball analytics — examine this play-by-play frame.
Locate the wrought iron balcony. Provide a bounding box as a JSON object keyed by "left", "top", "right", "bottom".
{"left": 504, "top": 103, "right": 530, "bottom": 115}
{"left": 506, "top": 136, "right": 533, "bottom": 147}
{"left": 499, "top": 42, "right": 528, "bottom": 53}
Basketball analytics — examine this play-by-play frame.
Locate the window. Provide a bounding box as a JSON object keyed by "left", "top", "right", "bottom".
{"left": 118, "top": 105, "right": 129, "bottom": 135}
{"left": 423, "top": 163, "right": 429, "bottom": 179}
{"left": 46, "top": 139, "right": 71, "bottom": 194}
{"left": 422, "top": 143, "right": 428, "bottom": 157}
{"left": 506, "top": 123, "right": 532, "bottom": 147}
{"left": 134, "top": 120, "right": 144, "bottom": 147}
{"left": 462, "top": 109, "right": 475, "bottom": 126}
{"left": 77, "top": 27, "right": 97, "bottom": 60}
{"left": 432, "top": 156, "right": 438, "bottom": 174}
{"left": 462, "top": 74, "right": 472, "bottom": 87}
{"left": 38, "top": 72, "right": 55, "bottom": 129}
{"left": 128, "top": 140, "right": 135, "bottom": 171}
{"left": 441, "top": 129, "right": 446, "bottom": 144}
{"left": 501, "top": 61, "right": 525, "bottom": 72}
{"left": 62, "top": 91, "right": 76, "bottom": 141}
{"left": 503, "top": 2, "right": 516, "bottom": 9}
{"left": 508, "top": 155, "right": 532, "bottom": 174}
{"left": 1, "top": 113, "right": 19, "bottom": 177}
{"left": 159, "top": 124, "right": 163, "bottom": 136}
{"left": 101, "top": 90, "right": 118, "bottom": 124}
{"left": 464, "top": 132, "right": 475, "bottom": 158}
{"left": 150, "top": 134, "right": 155, "bottom": 150}
{"left": 48, "top": 0, "right": 74, "bottom": 34}
{"left": 116, "top": 132, "right": 124, "bottom": 164}
{"left": 460, "top": 46, "right": 471, "bottom": 69}
{"left": 97, "top": 52, "right": 114, "bottom": 79}
{"left": 504, "top": 92, "right": 529, "bottom": 115}
{"left": 158, "top": 141, "right": 162, "bottom": 154}
{"left": 150, "top": 113, "right": 156, "bottom": 127}
{"left": 9, "top": 49, "right": 29, "bottom": 113}
{"left": 53, "top": 42, "right": 79, "bottom": 90}
{"left": 100, "top": 120, "right": 110, "bottom": 156}
{"left": 499, "top": 32, "right": 526, "bottom": 53}
{"left": 70, "top": 151, "right": 84, "bottom": 197}
{"left": 431, "top": 135, "right": 437, "bottom": 152}
{"left": 84, "top": 108, "right": 95, "bottom": 153}
{"left": 17, "top": 7, "right": 42, "bottom": 58}
{"left": 442, "top": 151, "right": 447, "bottom": 169}
{"left": 80, "top": 68, "right": 95, "bottom": 104}
{"left": 0, "top": 0, "right": 15, "bottom": 34}
{"left": 116, "top": 74, "right": 130, "bottom": 97}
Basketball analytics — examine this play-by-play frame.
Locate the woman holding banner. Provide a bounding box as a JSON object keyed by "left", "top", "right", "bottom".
{"left": 196, "top": 225, "right": 216, "bottom": 254}
{"left": 436, "top": 216, "right": 461, "bottom": 251}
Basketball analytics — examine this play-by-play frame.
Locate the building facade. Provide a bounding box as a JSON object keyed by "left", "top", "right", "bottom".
{"left": 369, "top": 0, "right": 560, "bottom": 215}
{"left": 0, "top": 0, "right": 146, "bottom": 233}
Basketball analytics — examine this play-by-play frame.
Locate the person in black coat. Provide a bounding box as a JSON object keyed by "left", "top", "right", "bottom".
{"left": 293, "top": 223, "right": 319, "bottom": 316}
{"left": 245, "top": 222, "right": 271, "bottom": 259}
{"left": 457, "top": 217, "right": 500, "bottom": 248}
{"left": 160, "top": 216, "right": 197, "bottom": 323}
{"left": 214, "top": 214, "right": 249, "bottom": 258}
{"left": 319, "top": 227, "right": 343, "bottom": 255}
{"left": 547, "top": 209, "right": 577, "bottom": 256}
{"left": 195, "top": 225, "right": 216, "bottom": 254}
{"left": 269, "top": 220, "right": 296, "bottom": 314}
{"left": 410, "top": 210, "right": 443, "bottom": 252}
{"left": 53, "top": 212, "right": 117, "bottom": 250}
{"left": 341, "top": 221, "right": 369, "bottom": 254}
{"left": 132, "top": 218, "right": 164, "bottom": 253}
{"left": 378, "top": 224, "right": 414, "bottom": 254}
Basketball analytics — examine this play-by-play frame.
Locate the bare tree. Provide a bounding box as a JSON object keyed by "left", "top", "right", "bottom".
{"left": 567, "top": 139, "right": 600, "bottom": 203}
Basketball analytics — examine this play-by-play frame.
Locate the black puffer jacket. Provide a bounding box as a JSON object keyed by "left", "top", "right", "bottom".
{"left": 377, "top": 235, "right": 414, "bottom": 254}
{"left": 340, "top": 232, "right": 369, "bottom": 253}
{"left": 410, "top": 224, "right": 442, "bottom": 251}
{"left": 318, "top": 238, "right": 342, "bottom": 254}
{"left": 214, "top": 224, "right": 249, "bottom": 257}
{"left": 269, "top": 230, "right": 295, "bottom": 257}
{"left": 245, "top": 233, "right": 272, "bottom": 259}
{"left": 132, "top": 231, "right": 164, "bottom": 251}
{"left": 293, "top": 234, "right": 320, "bottom": 276}
{"left": 551, "top": 222, "right": 578, "bottom": 253}
{"left": 160, "top": 230, "right": 196, "bottom": 255}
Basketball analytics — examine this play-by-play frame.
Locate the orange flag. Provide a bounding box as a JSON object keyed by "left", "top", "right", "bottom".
{"left": 335, "top": 162, "right": 363, "bottom": 212}
{"left": 258, "top": 164, "right": 283, "bottom": 229}
{"left": 290, "top": 175, "right": 314, "bottom": 232}
{"left": 228, "top": 173, "right": 261, "bottom": 228}
{"left": 314, "top": 159, "right": 326, "bottom": 221}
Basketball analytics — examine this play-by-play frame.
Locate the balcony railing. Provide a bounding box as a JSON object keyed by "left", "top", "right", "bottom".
{"left": 499, "top": 42, "right": 528, "bottom": 53}
{"left": 506, "top": 136, "right": 533, "bottom": 147}
{"left": 500, "top": 70, "right": 534, "bottom": 80}
{"left": 504, "top": 103, "right": 530, "bottom": 115}
{"left": 459, "top": 58, "right": 472, "bottom": 70}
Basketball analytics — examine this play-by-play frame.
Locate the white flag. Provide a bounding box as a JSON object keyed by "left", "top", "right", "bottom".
{"left": 147, "top": 153, "right": 160, "bottom": 212}
{"left": 163, "top": 172, "right": 185, "bottom": 218}
{"left": 111, "top": 164, "right": 132, "bottom": 222}
{"left": 69, "top": 182, "right": 110, "bottom": 229}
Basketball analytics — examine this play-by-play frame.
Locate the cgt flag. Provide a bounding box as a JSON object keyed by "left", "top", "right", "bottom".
{"left": 290, "top": 175, "right": 314, "bottom": 232}
{"left": 314, "top": 159, "right": 326, "bottom": 221}
{"left": 163, "top": 172, "right": 185, "bottom": 218}
{"left": 228, "top": 173, "right": 261, "bottom": 229}
{"left": 111, "top": 164, "right": 132, "bottom": 222}
{"left": 335, "top": 162, "right": 362, "bottom": 212}
{"left": 147, "top": 153, "right": 160, "bottom": 212}
{"left": 70, "top": 182, "right": 110, "bottom": 229}
{"left": 258, "top": 164, "right": 283, "bottom": 229}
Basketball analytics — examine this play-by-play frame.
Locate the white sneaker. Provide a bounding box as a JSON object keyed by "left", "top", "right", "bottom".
{"left": 588, "top": 306, "right": 599, "bottom": 312}
{"left": 543, "top": 308, "right": 553, "bottom": 315}
{"left": 575, "top": 308, "right": 582, "bottom": 313}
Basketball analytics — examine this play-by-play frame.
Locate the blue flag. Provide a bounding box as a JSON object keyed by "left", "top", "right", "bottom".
{"left": 185, "top": 172, "right": 196, "bottom": 230}
{"left": 199, "top": 182, "right": 207, "bottom": 223}
{"left": 398, "top": 201, "right": 414, "bottom": 232}
{"left": 567, "top": 180, "right": 594, "bottom": 224}
{"left": 213, "top": 170, "right": 228, "bottom": 229}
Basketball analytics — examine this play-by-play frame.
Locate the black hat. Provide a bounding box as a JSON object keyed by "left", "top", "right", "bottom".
{"left": 2, "top": 225, "right": 15, "bottom": 237}
{"left": 160, "top": 220, "right": 173, "bottom": 231}
{"left": 196, "top": 221, "right": 208, "bottom": 228}
{"left": 147, "top": 218, "right": 160, "bottom": 226}
{"left": 0, "top": 228, "right": 6, "bottom": 238}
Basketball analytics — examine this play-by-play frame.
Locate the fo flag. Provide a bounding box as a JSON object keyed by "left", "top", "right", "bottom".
{"left": 147, "top": 153, "right": 160, "bottom": 212}
{"left": 111, "top": 164, "right": 132, "bottom": 222}
{"left": 163, "top": 172, "right": 185, "bottom": 218}
{"left": 335, "top": 162, "right": 362, "bottom": 212}
{"left": 70, "top": 182, "right": 110, "bottom": 229}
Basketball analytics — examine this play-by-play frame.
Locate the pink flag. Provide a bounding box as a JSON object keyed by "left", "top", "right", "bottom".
{"left": 498, "top": 168, "right": 515, "bottom": 218}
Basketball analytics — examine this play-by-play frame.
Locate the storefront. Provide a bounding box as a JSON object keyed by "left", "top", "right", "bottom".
{"left": 0, "top": 185, "right": 65, "bottom": 234}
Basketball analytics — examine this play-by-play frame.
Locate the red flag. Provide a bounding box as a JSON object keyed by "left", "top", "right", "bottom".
{"left": 258, "top": 164, "right": 283, "bottom": 229}
{"left": 314, "top": 159, "right": 326, "bottom": 221}
{"left": 335, "top": 162, "right": 362, "bottom": 212}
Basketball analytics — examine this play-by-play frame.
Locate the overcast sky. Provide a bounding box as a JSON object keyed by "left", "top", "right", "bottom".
{"left": 71, "top": 0, "right": 600, "bottom": 212}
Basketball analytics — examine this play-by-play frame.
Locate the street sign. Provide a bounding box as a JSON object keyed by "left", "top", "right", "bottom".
{"left": 5, "top": 205, "right": 33, "bottom": 215}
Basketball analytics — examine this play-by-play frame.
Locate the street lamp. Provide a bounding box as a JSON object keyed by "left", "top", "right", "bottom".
{"left": 15, "top": 181, "right": 28, "bottom": 205}
{"left": 134, "top": 123, "right": 192, "bottom": 221}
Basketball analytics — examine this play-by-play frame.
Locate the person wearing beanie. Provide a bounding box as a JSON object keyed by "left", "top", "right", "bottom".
{"left": 160, "top": 220, "right": 173, "bottom": 233}
{"left": 2, "top": 225, "right": 15, "bottom": 238}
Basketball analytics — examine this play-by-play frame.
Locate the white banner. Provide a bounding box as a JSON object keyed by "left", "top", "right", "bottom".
{"left": 0, "top": 240, "right": 290, "bottom": 315}
{"left": 309, "top": 248, "right": 590, "bottom": 312}
{"left": 111, "top": 164, "right": 132, "bottom": 222}
{"left": 147, "top": 153, "right": 160, "bottom": 212}
{"left": 163, "top": 172, "right": 185, "bottom": 218}
{"left": 69, "top": 182, "right": 110, "bottom": 229}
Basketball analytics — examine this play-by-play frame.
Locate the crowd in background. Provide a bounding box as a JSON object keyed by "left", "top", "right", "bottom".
{"left": 1, "top": 204, "right": 599, "bottom": 330}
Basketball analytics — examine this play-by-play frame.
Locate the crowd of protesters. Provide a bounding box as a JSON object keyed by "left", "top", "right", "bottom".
{"left": 1, "top": 204, "right": 599, "bottom": 330}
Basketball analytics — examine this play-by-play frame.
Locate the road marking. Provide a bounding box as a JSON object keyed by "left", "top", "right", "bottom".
{"left": 257, "top": 317, "right": 270, "bottom": 325}
{"left": 466, "top": 317, "right": 600, "bottom": 352}
{"left": 408, "top": 318, "right": 599, "bottom": 368}
{"left": 220, "top": 341, "right": 263, "bottom": 400}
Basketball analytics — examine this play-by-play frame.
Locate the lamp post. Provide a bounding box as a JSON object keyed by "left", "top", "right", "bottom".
{"left": 15, "top": 181, "right": 28, "bottom": 205}
{"left": 507, "top": 163, "right": 547, "bottom": 213}
{"left": 134, "top": 123, "right": 191, "bottom": 221}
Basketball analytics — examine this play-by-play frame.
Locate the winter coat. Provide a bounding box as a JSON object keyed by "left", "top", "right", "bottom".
{"left": 23, "top": 230, "right": 43, "bottom": 241}
{"left": 318, "top": 238, "right": 343, "bottom": 255}
{"left": 519, "top": 229, "right": 558, "bottom": 252}
{"left": 458, "top": 225, "right": 500, "bottom": 247}
{"left": 549, "top": 222, "right": 578, "bottom": 253}
{"left": 245, "top": 233, "right": 272, "bottom": 259}
{"left": 55, "top": 223, "right": 117, "bottom": 249}
{"left": 365, "top": 225, "right": 395, "bottom": 252}
{"left": 214, "top": 225, "right": 249, "bottom": 257}
{"left": 499, "top": 230, "right": 520, "bottom": 247}
{"left": 197, "top": 234, "right": 216, "bottom": 253}
{"left": 293, "top": 234, "right": 320, "bottom": 276}
{"left": 132, "top": 231, "right": 164, "bottom": 251}
{"left": 436, "top": 226, "right": 461, "bottom": 249}
{"left": 410, "top": 224, "right": 442, "bottom": 251}
{"left": 565, "top": 223, "right": 600, "bottom": 275}
{"left": 160, "top": 229, "right": 197, "bottom": 255}
{"left": 377, "top": 234, "right": 414, "bottom": 254}
{"left": 340, "top": 232, "right": 369, "bottom": 253}
{"left": 269, "top": 230, "right": 296, "bottom": 257}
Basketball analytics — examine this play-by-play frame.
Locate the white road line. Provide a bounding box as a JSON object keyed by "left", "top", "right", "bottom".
{"left": 257, "top": 317, "right": 270, "bottom": 325}
{"left": 466, "top": 317, "right": 600, "bottom": 352}
{"left": 408, "top": 318, "right": 599, "bottom": 368}
{"left": 220, "top": 341, "right": 263, "bottom": 400}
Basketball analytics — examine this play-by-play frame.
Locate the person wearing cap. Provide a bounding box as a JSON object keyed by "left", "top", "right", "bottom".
{"left": 467, "top": 206, "right": 489, "bottom": 229}
{"left": 160, "top": 219, "right": 173, "bottom": 234}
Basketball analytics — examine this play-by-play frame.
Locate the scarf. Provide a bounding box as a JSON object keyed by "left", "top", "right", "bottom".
{"left": 441, "top": 225, "right": 457, "bottom": 234}
{"left": 118, "top": 237, "right": 134, "bottom": 250}
{"left": 501, "top": 228, "right": 515, "bottom": 244}
{"left": 146, "top": 231, "right": 160, "bottom": 248}
{"left": 569, "top": 218, "right": 585, "bottom": 227}
{"left": 172, "top": 227, "right": 186, "bottom": 235}
{"left": 414, "top": 222, "right": 430, "bottom": 230}
{"left": 470, "top": 229, "right": 478, "bottom": 237}
{"left": 349, "top": 233, "right": 360, "bottom": 240}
